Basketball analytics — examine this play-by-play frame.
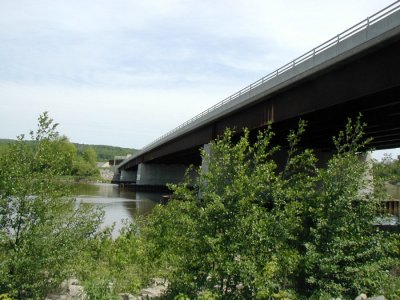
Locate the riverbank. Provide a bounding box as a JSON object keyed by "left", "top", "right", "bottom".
{"left": 46, "top": 278, "right": 389, "bottom": 300}
{"left": 46, "top": 278, "right": 168, "bottom": 300}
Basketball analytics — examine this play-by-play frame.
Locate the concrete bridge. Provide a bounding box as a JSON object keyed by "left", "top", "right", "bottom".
{"left": 115, "top": 1, "right": 400, "bottom": 187}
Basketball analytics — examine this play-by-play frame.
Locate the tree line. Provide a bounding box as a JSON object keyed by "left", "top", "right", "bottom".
{"left": 0, "top": 139, "right": 137, "bottom": 163}
{"left": 73, "top": 143, "right": 137, "bottom": 162}
{"left": 0, "top": 133, "right": 138, "bottom": 180}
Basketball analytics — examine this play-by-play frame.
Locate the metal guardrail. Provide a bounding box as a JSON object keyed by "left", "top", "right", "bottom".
{"left": 137, "top": 0, "right": 400, "bottom": 155}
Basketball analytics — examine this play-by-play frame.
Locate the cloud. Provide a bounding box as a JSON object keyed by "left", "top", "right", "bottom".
{"left": 0, "top": 0, "right": 397, "bottom": 149}
{"left": 2, "top": 0, "right": 393, "bottom": 89}
{"left": 0, "top": 81, "right": 232, "bottom": 147}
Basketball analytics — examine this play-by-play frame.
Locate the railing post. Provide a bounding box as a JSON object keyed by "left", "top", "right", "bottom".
{"left": 313, "top": 48, "right": 316, "bottom": 64}
{"left": 336, "top": 34, "right": 340, "bottom": 54}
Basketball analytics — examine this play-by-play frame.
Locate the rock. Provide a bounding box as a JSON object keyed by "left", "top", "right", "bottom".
{"left": 151, "top": 277, "right": 167, "bottom": 286}
{"left": 354, "top": 295, "right": 386, "bottom": 300}
{"left": 141, "top": 286, "right": 166, "bottom": 298}
{"left": 140, "top": 283, "right": 168, "bottom": 299}
{"left": 69, "top": 278, "right": 80, "bottom": 286}
{"left": 45, "top": 278, "right": 85, "bottom": 300}
{"left": 136, "top": 277, "right": 168, "bottom": 299}
{"left": 119, "top": 293, "right": 140, "bottom": 300}
{"left": 68, "top": 284, "right": 85, "bottom": 299}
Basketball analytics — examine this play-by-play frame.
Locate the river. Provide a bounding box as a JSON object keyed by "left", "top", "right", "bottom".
{"left": 74, "top": 183, "right": 164, "bottom": 234}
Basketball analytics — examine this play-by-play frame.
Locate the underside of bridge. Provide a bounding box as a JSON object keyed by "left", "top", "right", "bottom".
{"left": 121, "top": 31, "right": 400, "bottom": 172}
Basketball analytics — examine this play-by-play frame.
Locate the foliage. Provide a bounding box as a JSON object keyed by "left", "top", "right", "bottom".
{"left": 0, "top": 112, "right": 103, "bottom": 299}
{"left": 75, "top": 221, "right": 148, "bottom": 297}
{"left": 0, "top": 140, "right": 14, "bottom": 158}
{"left": 0, "top": 138, "right": 99, "bottom": 180}
{"left": 0, "top": 138, "right": 138, "bottom": 180}
{"left": 1, "top": 113, "right": 398, "bottom": 299}
{"left": 0, "top": 139, "right": 138, "bottom": 162}
{"left": 83, "top": 279, "right": 119, "bottom": 300}
{"left": 374, "top": 153, "right": 400, "bottom": 184}
{"left": 142, "top": 118, "right": 399, "bottom": 299}
{"left": 71, "top": 147, "right": 100, "bottom": 179}
{"left": 74, "top": 143, "right": 137, "bottom": 161}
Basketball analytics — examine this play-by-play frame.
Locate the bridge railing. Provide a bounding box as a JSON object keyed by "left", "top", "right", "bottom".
{"left": 136, "top": 0, "right": 400, "bottom": 155}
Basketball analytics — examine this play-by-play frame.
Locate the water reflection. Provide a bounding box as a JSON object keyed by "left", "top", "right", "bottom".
{"left": 73, "top": 183, "right": 163, "bottom": 233}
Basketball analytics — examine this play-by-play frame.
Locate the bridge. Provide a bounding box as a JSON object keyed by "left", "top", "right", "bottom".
{"left": 115, "top": 1, "right": 400, "bottom": 187}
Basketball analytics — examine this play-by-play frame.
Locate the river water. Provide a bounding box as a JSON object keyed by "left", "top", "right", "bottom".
{"left": 74, "top": 183, "right": 163, "bottom": 234}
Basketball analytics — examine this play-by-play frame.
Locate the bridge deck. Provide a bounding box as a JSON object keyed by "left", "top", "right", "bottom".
{"left": 119, "top": 1, "right": 400, "bottom": 171}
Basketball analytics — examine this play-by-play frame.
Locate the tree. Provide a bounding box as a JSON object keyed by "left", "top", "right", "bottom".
{"left": 301, "top": 120, "right": 393, "bottom": 298}
{"left": 82, "top": 147, "right": 97, "bottom": 167}
{"left": 373, "top": 153, "right": 400, "bottom": 184}
{"left": 72, "top": 147, "right": 100, "bottom": 179}
{"left": 53, "top": 136, "right": 78, "bottom": 175}
{"left": 142, "top": 118, "right": 399, "bottom": 299}
{"left": 0, "top": 112, "right": 103, "bottom": 299}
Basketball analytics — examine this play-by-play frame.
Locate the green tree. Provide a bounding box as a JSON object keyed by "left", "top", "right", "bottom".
{"left": 83, "top": 147, "right": 97, "bottom": 167}
{"left": 142, "top": 118, "right": 399, "bottom": 299}
{"left": 302, "top": 120, "right": 393, "bottom": 298}
{"left": 373, "top": 153, "right": 400, "bottom": 184}
{"left": 54, "top": 136, "right": 78, "bottom": 175}
{"left": 0, "top": 112, "right": 103, "bottom": 299}
{"left": 72, "top": 147, "right": 99, "bottom": 179}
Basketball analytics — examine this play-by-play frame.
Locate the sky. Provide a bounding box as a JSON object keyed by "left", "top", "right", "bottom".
{"left": 0, "top": 0, "right": 398, "bottom": 159}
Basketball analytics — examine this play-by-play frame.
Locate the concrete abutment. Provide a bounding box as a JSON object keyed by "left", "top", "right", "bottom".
{"left": 136, "top": 163, "right": 189, "bottom": 186}
{"left": 120, "top": 169, "right": 137, "bottom": 183}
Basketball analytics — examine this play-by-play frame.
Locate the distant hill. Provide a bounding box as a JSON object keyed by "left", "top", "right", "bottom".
{"left": 74, "top": 143, "right": 138, "bottom": 161}
{"left": 0, "top": 139, "right": 138, "bottom": 161}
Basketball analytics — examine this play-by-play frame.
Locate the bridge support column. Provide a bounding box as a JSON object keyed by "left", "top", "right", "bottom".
{"left": 136, "top": 163, "right": 188, "bottom": 186}
{"left": 271, "top": 148, "right": 336, "bottom": 172}
{"left": 197, "top": 143, "right": 212, "bottom": 196}
{"left": 358, "top": 151, "right": 374, "bottom": 196}
{"left": 201, "top": 144, "right": 211, "bottom": 174}
{"left": 314, "top": 149, "right": 335, "bottom": 168}
{"left": 120, "top": 169, "right": 137, "bottom": 183}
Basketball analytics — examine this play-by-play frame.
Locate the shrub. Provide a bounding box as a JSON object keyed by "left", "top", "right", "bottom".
{"left": 0, "top": 113, "right": 103, "bottom": 299}
{"left": 142, "top": 118, "right": 399, "bottom": 299}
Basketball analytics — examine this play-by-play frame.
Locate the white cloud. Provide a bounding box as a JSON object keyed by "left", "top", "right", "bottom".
{"left": 0, "top": 82, "right": 230, "bottom": 147}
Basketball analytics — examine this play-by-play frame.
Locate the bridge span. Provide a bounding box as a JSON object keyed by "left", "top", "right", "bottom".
{"left": 115, "top": 1, "right": 400, "bottom": 187}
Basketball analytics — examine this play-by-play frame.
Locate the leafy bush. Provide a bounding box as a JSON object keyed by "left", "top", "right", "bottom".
{"left": 374, "top": 153, "right": 400, "bottom": 184}
{"left": 83, "top": 279, "right": 119, "bottom": 300}
{"left": 142, "top": 118, "right": 399, "bottom": 299}
{"left": 0, "top": 112, "right": 103, "bottom": 299}
{"left": 76, "top": 221, "right": 147, "bottom": 297}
